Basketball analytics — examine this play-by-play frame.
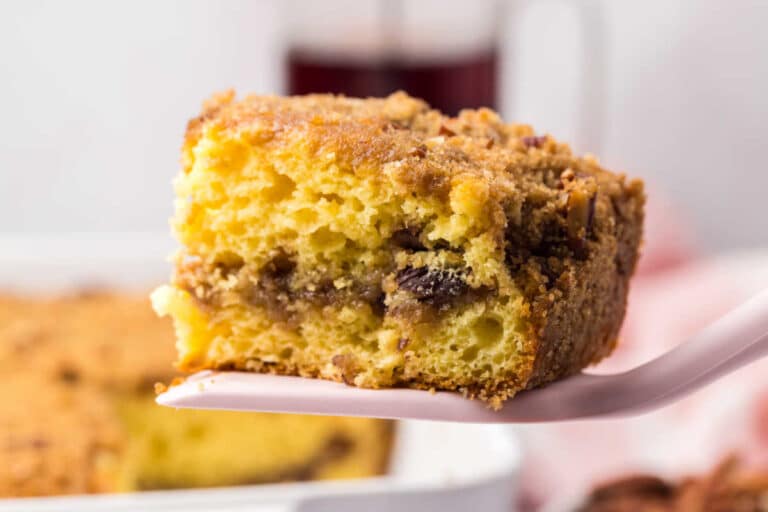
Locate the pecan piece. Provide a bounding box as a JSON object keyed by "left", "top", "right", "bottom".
{"left": 395, "top": 266, "right": 468, "bottom": 308}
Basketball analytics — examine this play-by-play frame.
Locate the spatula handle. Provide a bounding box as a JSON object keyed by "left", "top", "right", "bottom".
{"left": 616, "top": 287, "right": 768, "bottom": 413}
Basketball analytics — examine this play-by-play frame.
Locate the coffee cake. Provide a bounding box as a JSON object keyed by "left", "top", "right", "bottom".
{"left": 152, "top": 91, "right": 644, "bottom": 408}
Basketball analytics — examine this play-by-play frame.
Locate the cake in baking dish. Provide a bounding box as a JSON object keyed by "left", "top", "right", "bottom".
{"left": 152, "top": 90, "right": 644, "bottom": 408}
{"left": 0, "top": 292, "right": 392, "bottom": 497}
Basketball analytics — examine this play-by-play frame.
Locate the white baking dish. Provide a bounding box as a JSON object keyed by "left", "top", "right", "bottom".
{"left": 0, "top": 233, "right": 521, "bottom": 512}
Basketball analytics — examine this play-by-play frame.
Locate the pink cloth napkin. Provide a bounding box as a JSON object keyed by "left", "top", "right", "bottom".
{"left": 517, "top": 192, "right": 768, "bottom": 509}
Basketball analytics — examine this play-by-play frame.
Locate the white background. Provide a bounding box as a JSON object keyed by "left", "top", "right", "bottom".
{"left": 1, "top": 0, "right": 766, "bottom": 251}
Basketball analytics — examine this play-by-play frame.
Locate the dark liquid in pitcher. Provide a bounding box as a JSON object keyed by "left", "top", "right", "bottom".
{"left": 287, "top": 49, "right": 498, "bottom": 116}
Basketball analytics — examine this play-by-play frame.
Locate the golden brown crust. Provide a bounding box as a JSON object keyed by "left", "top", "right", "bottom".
{"left": 183, "top": 90, "right": 615, "bottom": 210}
{"left": 525, "top": 176, "right": 645, "bottom": 388}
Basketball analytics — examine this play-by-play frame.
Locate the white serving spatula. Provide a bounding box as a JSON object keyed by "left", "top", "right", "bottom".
{"left": 158, "top": 288, "right": 768, "bottom": 423}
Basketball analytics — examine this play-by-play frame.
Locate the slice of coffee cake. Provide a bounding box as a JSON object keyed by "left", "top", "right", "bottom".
{"left": 152, "top": 91, "right": 644, "bottom": 408}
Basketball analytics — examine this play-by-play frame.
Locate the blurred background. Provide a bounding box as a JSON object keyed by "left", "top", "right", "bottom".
{"left": 2, "top": 0, "right": 768, "bottom": 510}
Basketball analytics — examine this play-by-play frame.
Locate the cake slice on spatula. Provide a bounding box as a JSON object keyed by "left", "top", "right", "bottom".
{"left": 152, "top": 90, "right": 644, "bottom": 409}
